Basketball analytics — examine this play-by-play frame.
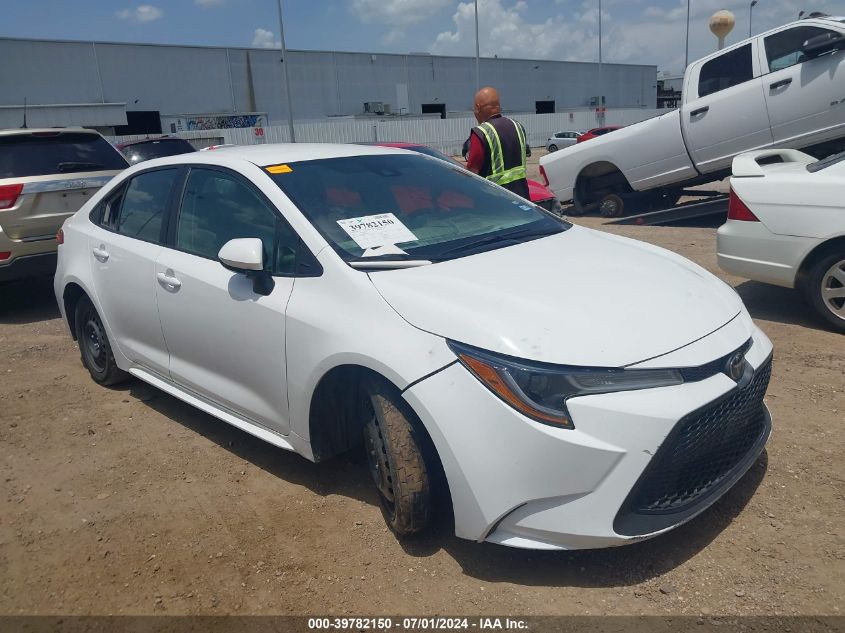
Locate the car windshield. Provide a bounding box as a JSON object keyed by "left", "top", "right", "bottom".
{"left": 0, "top": 132, "right": 129, "bottom": 178}
{"left": 268, "top": 154, "right": 568, "bottom": 264}
{"left": 122, "top": 139, "right": 195, "bottom": 164}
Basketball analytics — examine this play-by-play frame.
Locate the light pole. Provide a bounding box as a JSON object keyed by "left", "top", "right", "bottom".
{"left": 684, "top": 0, "right": 690, "bottom": 69}
{"left": 276, "top": 0, "right": 296, "bottom": 142}
{"left": 749, "top": 0, "right": 758, "bottom": 37}
{"left": 474, "top": 0, "right": 480, "bottom": 91}
{"left": 598, "top": 0, "right": 603, "bottom": 116}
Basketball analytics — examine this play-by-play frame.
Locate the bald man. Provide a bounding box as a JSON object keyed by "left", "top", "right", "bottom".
{"left": 465, "top": 86, "right": 530, "bottom": 200}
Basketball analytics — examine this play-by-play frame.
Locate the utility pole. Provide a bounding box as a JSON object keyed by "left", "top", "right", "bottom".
{"left": 474, "top": 0, "right": 480, "bottom": 91}
{"left": 276, "top": 0, "right": 296, "bottom": 142}
{"left": 684, "top": 0, "right": 690, "bottom": 69}
{"left": 598, "top": 0, "right": 603, "bottom": 119}
{"left": 749, "top": 0, "right": 758, "bottom": 37}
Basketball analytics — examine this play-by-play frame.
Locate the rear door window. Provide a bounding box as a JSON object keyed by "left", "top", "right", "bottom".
{"left": 698, "top": 44, "right": 754, "bottom": 97}
{"left": 0, "top": 132, "right": 129, "bottom": 178}
{"left": 115, "top": 169, "right": 178, "bottom": 243}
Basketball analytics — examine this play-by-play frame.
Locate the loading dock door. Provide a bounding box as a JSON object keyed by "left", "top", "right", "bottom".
{"left": 535, "top": 101, "right": 555, "bottom": 114}
{"left": 421, "top": 104, "right": 446, "bottom": 119}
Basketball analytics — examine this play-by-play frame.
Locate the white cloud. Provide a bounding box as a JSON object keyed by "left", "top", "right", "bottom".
{"left": 252, "top": 28, "right": 281, "bottom": 49}
{"left": 430, "top": 0, "right": 844, "bottom": 74}
{"left": 431, "top": 0, "right": 595, "bottom": 61}
{"left": 351, "top": 0, "right": 454, "bottom": 27}
{"left": 116, "top": 4, "right": 163, "bottom": 23}
{"left": 195, "top": 0, "right": 226, "bottom": 7}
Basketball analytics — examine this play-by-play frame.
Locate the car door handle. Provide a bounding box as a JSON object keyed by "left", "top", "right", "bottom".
{"left": 92, "top": 246, "right": 109, "bottom": 262}
{"left": 156, "top": 272, "right": 182, "bottom": 290}
{"left": 770, "top": 78, "right": 792, "bottom": 90}
{"left": 690, "top": 106, "right": 709, "bottom": 117}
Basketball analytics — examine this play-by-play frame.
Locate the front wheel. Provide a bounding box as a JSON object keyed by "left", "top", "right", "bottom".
{"left": 74, "top": 297, "right": 128, "bottom": 385}
{"left": 804, "top": 252, "right": 845, "bottom": 333}
{"left": 548, "top": 144, "right": 558, "bottom": 152}
{"left": 361, "top": 380, "right": 432, "bottom": 535}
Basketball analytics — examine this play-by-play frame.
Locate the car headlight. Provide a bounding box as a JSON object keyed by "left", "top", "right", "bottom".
{"left": 448, "top": 341, "right": 683, "bottom": 429}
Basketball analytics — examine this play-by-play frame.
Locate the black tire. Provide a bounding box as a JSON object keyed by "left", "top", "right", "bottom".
{"left": 361, "top": 379, "right": 432, "bottom": 535}
{"left": 804, "top": 251, "right": 845, "bottom": 333}
{"left": 74, "top": 297, "right": 128, "bottom": 386}
{"left": 548, "top": 144, "right": 558, "bottom": 152}
{"left": 599, "top": 193, "right": 625, "bottom": 218}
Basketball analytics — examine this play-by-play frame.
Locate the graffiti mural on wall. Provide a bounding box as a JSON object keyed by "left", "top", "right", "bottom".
{"left": 162, "top": 113, "right": 268, "bottom": 133}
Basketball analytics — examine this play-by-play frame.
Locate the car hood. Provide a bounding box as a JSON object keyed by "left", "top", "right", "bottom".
{"left": 368, "top": 225, "right": 743, "bottom": 367}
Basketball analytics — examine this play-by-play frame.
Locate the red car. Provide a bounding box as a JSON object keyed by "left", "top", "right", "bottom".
{"left": 372, "top": 142, "right": 561, "bottom": 214}
{"left": 576, "top": 126, "right": 622, "bottom": 143}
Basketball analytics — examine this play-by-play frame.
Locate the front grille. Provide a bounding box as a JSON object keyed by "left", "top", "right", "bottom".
{"left": 615, "top": 356, "right": 772, "bottom": 534}
{"left": 679, "top": 339, "right": 752, "bottom": 382}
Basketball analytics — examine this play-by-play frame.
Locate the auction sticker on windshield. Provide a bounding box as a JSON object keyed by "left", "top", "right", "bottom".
{"left": 337, "top": 213, "right": 418, "bottom": 249}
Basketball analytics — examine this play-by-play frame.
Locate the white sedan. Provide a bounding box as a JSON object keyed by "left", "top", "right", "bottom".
{"left": 718, "top": 148, "right": 845, "bottom": 333}
{"left": 55, "top": 144, "right": 773, "bottom": 550}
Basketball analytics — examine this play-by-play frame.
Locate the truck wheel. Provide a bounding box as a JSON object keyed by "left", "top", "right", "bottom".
{"left": 361, "top": 379, "right": 432, "bottom": 535}
{"left": 599, "top": 193, "right": 624, "bottom": 218}
{"left": 548, "top": 144, "right": 558, "bottom": 152}
{"left": 804, "top": 252, "right": 845, "bottom": 333}
{"left": 74, "top": 297, "right": 128, "bottom": 386}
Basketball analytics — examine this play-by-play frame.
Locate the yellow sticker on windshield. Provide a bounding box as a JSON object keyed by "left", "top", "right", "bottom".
{"left": 265, "top": 164, "right": 292, "bottom": 174}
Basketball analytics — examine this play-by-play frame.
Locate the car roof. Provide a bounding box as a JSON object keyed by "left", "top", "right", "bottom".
{"left": 0, "top": 127, "right": 102, "bottom": 138}
{"left": 120, "top": 142, "right": 411, "bottom": 171}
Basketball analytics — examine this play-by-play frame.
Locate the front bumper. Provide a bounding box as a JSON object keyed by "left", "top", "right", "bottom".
{"left": 404, "top": 319, "right": 773, "bottom": 550}
{"left": 717, "top": 219, "right": 818, "bottom": 288}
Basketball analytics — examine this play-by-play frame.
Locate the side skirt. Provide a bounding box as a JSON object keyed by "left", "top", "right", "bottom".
{"left": 128, "top": 366, "right": 301, "bottom": 455}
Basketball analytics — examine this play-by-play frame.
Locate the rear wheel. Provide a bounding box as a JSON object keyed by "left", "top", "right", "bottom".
{"left": 74, "top": 297, "right": 128, "bottom": 385}
{"left": 804, "top": 252, "right": 845, "bottom": 333}
{"left": 598, "top": 193, "right": 625, "bottom": 218}
{"left": 361, "top": 379, "right": 432, "bottom": 535}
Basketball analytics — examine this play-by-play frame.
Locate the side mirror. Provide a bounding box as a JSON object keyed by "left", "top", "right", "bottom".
{"left": 802, "top": 32, "right": 845, "bottom": 59}
{"left": 218, "top": 238, "right": 274, "bottom": 296}
{"left": 218, "top": 238, "right": 264, "bottom": 272}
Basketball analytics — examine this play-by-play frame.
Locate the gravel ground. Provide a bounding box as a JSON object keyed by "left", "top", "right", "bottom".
{"left": 0, "top": 150, "right": 843, "bottom": 618}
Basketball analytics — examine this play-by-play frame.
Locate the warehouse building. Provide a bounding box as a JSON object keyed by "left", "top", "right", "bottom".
{"left": 0, "top": 37, "right": 657, "bottom": 134}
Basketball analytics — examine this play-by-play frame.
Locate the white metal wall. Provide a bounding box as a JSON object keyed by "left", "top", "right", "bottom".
{"left": 110, "top": 108, "right": 664, "bottom": 157}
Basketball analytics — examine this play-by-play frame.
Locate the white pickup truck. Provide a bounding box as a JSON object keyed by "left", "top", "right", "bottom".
{"left": 540, "top": 15, "right": 845, "bottom": 217}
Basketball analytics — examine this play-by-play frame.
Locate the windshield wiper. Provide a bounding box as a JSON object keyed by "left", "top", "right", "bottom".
{"left": 349, "top": 259, "right": 431, "bottom": 269}
{"left": 57, "top": 162, "right": 105, "bottom": 172}
{"left": 434, "top": 226, "right": 560, "bottom": 260}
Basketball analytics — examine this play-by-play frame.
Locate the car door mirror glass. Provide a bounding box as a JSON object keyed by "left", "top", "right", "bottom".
{"left": 218, "top": 238, "right": 264, "bottom": 272}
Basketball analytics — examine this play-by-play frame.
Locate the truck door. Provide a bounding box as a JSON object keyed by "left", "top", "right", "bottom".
{"left": 759, "top": 23, "right": 845, "bottom": 149}
{"left": 682, "top": 42, "right": 773, "bottom": 174}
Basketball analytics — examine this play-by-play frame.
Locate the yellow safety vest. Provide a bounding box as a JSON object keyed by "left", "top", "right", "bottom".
{"left": 474, "top": 119, "right": 527, "bottom": 186}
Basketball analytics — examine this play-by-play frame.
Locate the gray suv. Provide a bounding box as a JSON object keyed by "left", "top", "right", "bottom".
{"left": 0, "top": 128, "right": 128, "bottom": 282}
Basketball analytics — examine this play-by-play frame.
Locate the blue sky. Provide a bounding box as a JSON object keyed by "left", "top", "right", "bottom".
{"left": 1, "top": 0, "right": 842, "bottom": 73}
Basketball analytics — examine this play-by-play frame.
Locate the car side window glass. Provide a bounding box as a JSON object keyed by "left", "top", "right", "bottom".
{"left": 176, "top": 168, "right": 280, "bottom": 271}
{"left": 698, "top": 44, "right": 753, "bottom": 97}
{"left": 100, "top": 185, "right": 127, "bottom": 229}
{"left": 764, "top": 26, "right": 834, "bottom": 72}
{"left": 115, "top": 169, "right": 177, "bottom": 242}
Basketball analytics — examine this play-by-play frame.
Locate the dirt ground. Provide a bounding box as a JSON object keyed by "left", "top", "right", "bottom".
{"left": 1, "top": 150, "right": 843, "bottom": 618}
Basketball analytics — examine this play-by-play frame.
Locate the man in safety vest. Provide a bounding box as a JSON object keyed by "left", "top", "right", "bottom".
{"left": 466, "top": 86, "right": 530, "bottom": 200}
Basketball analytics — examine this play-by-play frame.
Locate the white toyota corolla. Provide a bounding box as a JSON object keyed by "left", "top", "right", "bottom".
{"left": 718, "top": 148, "right": 845, "bottom": 333}
{"left": 55, "top": 144, "right": 773, "bottom": 550}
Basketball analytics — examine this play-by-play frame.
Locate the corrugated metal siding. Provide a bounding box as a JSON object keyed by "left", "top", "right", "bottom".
{"left": 1, "top": 37, "right": 657, "bottom": 125}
